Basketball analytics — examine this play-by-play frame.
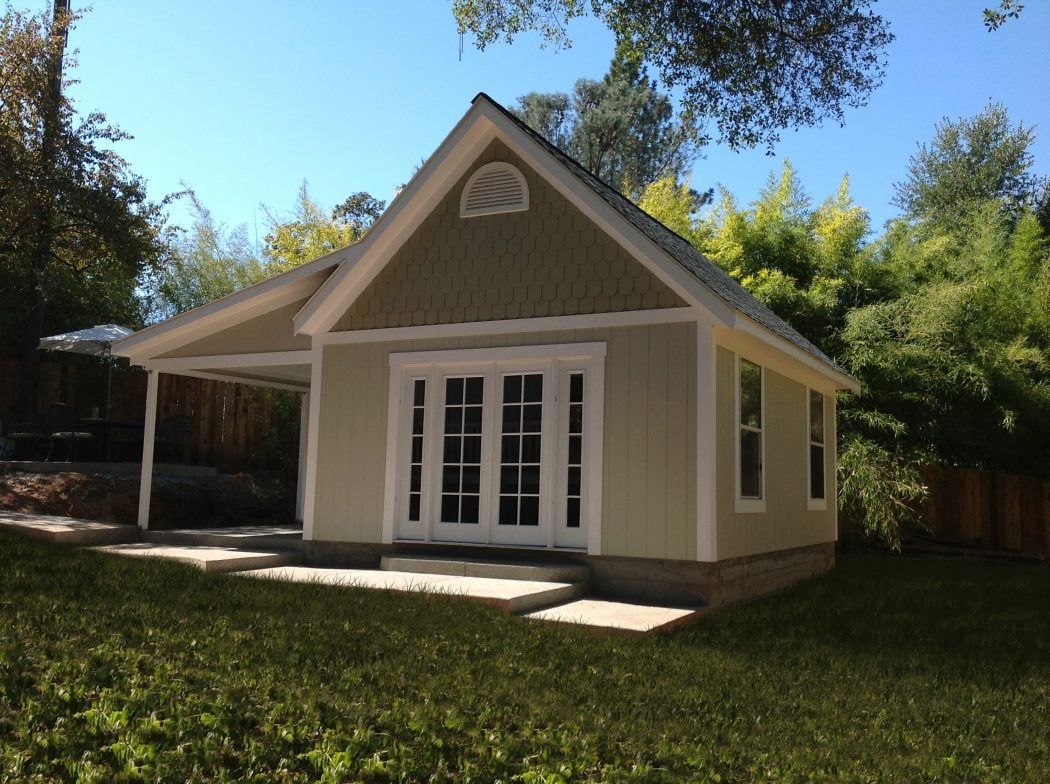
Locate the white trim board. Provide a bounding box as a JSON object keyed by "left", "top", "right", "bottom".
{"left": 323, "top": 307, "right": 697, "bottom": 345}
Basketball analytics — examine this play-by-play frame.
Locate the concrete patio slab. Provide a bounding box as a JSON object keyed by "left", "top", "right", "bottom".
{"left": 525, "top": 599, "right": 704, "bottom": 634}
{"left": 245, "top": 565, "right": 581, "bottom": 613}
{"left": 0, "top": 511, "right": 137, "bottom": 546}
{"left": 93, "top": 543, "right": 301, "bottom": 573}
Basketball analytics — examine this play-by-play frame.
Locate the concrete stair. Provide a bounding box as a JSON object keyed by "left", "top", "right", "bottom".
{"left": 93, "top": 542, "right": 303, "bottom": 573}
{"left": 143, "top": 525, "right": 303, "bottom": 551}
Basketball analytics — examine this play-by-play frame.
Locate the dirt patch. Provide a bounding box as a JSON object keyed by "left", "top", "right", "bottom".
{"left": 0, "top": 470, "right": 293, "bottom": 529}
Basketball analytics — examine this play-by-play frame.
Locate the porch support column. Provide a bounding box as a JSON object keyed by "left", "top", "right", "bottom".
{"left": 137, "top": 368, "right": 160, "bottom": 530}
{"left": 295, "top": 391, "right": 309, "bottom": 523}
{"left": 696, "top": 318, "right": 718, "bottom": 562}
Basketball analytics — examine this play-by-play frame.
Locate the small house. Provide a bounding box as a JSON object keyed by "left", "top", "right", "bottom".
{"left": 115, "top": 94, "right": 859, "bottom": 606}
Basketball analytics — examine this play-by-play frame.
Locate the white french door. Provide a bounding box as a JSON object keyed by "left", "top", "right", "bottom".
{"left": 388, "top": 344, "right": 604, "bottom": 551}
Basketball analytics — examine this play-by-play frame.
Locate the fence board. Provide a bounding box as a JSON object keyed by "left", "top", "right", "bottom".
{"left": 922, "top": 465, "right": 1050, "bottom": 558}
{"left": 2, "top": 358, "right": 279, "bottom": 472}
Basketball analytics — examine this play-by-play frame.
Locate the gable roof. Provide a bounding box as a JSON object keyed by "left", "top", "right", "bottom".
{"left": 476, "top": 94, "right": 848, "bottom": 379}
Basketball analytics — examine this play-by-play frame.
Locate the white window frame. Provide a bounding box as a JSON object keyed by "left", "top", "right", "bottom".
{"left": 735, "top": 354, "right": 766, "bottom": 514}
{"left": 383, "top": 342, "right": 605, "bottom": 553}
{"left": 807, "top": 387, "right": 827, "bottom": 511}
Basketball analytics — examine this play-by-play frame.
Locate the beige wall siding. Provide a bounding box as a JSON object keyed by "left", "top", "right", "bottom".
{"left": 312, "top": 323, "right": 697, "bottom": 559}
{"left": 715, "top": 346, "right": 836, "bottom": 559}
{"left": 158, "top": 299, "right": 311, "bottom": 358}
{"left": 334, "top": 140, "right": 686, "bottom": 332}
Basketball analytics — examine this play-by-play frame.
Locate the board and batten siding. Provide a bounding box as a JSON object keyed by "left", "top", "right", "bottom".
{"left": 157, "top": 299, "right": 312, "bottom": 359}
{"left": 714, "top": 346, "right": 836, "bottom": 560}
{"left": 311, "top": 323, "right": 697, "bottom": 560}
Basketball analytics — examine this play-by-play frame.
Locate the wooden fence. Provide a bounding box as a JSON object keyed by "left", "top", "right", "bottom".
{"left": 1, "top": 358, "right": 284, "bottom": 472}
{"left": 922, "top": 465, "right": 1050, "bottom": 557}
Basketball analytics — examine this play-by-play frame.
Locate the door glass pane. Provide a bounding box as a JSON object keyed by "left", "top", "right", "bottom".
{"left": 565, "top": 372, "right": 584, "bottom": 528}
{"left": 407, "top": 378, "right": 426, "bottom": 522}
{"left": 499, "top": 372, "right": 543, "bottom": 527}
{"left": 440, "top": 376, "right": 484, "bottom": 524}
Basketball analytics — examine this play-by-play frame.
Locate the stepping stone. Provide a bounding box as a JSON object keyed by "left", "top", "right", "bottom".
{"left": 246, "top": 565, "right": 582, "bottom": 613}
{"left": 0, "top": 511, "right": 136, "bottom": 546}
{"left": 93, "top": 543, "right": 300, "bottom": 573}
{"left": 525, "top": 598, "right": 704, "bottom": 634}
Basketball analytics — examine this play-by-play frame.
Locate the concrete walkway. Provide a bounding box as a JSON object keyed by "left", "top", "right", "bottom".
{"left": 1, "top": 511, "right": 704, "bottom": 634}
{"left": 0, "top": 511, "right": 136, "bottom": 546}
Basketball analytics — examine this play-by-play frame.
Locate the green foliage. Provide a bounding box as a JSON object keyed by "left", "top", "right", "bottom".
{"left": 837, "top": 429, "right": 927, "bottom": 549}
{"left": 0, "top": 5, "right": 171, "bottom": 356}
{"left": 513, "top": 44, "right": 700, "bottom": 197}
{"left": 456, "top": 0, "right": 893, "bottom": 150}
{"left": 4, "top": 534, "right": 1050, "bottom": 781}
{"left": 984, "top": 0, "right": 1025, "bottom": 30}
{"left": 263, "top": 182, "right": 373, "bottom": 275}
{"left": 695, "top": 162, "right": 877, "bottom": 353}
{"left": 148, "top": 191, "right": 266, "bottom": 320}
{"left": 893, "top": 103, "right": 1044, "bottom": 229}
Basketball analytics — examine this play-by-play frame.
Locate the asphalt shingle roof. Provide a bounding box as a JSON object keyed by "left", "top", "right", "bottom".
{"left": 475, "top": 93, "right": 850, "bottom": 378}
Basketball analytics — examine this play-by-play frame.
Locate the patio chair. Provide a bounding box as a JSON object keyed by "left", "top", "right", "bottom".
{"left": 5, "top": 412, "right": 50, "bottom": 461}
{"left": 155, "top": 415, "right": 193, "bottom": 464}
{"left": 46, "top": 402, "right": 95, "bottom": 462}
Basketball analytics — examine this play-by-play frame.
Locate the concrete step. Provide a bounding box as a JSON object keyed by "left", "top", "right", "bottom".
{"left": 380, "top": 555, "right": 590, "bottom": 584}
{"left": 93, "top": 543, "right": 302, "bottom": 573}
{"left": 524, "top": 598, "right": 706, "bottom": 635}
{"left": 246, "top": 564, "right": 585, "bottom": 614}
{"left": 0, "top": 511, "right": 137, "bottom": 546}
{"left": 144, "top": 525, "right": 303, "bottom": 551}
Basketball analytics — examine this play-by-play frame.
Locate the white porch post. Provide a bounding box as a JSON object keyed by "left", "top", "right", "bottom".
{"left": 300, "top": 345, "right": 323, "bottom": 541}
{"left": 137, "top": 368, "right": 160, "bottom": 530}
{"left": 696, "top": 319, "right": 718, "bottom": 562}
{"left": 295, "top": 391, "right": 309, "bottom": 523}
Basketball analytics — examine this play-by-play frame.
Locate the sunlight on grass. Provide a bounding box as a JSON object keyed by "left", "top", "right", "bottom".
{"left": 2, "top": 532, "right": 1049, "bottom": 782}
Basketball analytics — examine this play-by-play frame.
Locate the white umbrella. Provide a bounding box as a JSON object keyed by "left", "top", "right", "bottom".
{"left": 38, "top": 324, "right": 135, "bottom": 417}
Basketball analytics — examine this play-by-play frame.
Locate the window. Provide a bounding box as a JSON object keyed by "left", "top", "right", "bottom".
{"left": 498, "top": 373, "right": 544, "bottom": 527}
{"left": 565, "top": 373, "right": 584, "bottom": 529}
{"left": 808, "top": 389, "right": 826, "bottom": 508}
{"left": 737, "top": 358, "right": 763, "bottom": 508}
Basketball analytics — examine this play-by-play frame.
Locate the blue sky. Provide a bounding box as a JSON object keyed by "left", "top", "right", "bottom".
{"left": 56, "top": 0, "right": 1050, "bottom": 239}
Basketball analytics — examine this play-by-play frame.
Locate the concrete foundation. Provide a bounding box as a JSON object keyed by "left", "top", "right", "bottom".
{"left": 302, "top": 539, "right": 836, "bottom": 607}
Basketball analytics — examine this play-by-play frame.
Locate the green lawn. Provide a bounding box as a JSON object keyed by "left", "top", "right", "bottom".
{"left": 1, "top": 533, "right": 1049, "bottom": 783}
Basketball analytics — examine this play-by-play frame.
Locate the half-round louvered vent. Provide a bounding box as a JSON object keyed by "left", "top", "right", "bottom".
{"left": 460, "top": 162, "right": 529, "bottom": 218}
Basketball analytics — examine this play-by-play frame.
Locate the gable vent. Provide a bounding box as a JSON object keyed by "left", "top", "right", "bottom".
{"left": 460, "top": 162, "right": 529, "bottom": 218}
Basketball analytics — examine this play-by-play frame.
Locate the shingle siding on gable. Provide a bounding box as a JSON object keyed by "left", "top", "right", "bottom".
{"left": 334, "top": 140, "right": 686, "bottom": 332}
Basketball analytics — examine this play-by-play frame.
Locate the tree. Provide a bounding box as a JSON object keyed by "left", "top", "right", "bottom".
{"left": 263, "top": 183, "right": 383, "bottom": 274}
{"left": 513, "top": 45, "right": 700, "bottom": 197}
{"left": 148, "top": 191, "right": 265, "bottom": 320}
{"left": 0, "top": 4, "right": 170, "bottom": 419}
{"left": 455, "top": 0, "right": 893, "bottom": 150}
{"left": 893, "top": 103, "right": 1044, "bottom": 229}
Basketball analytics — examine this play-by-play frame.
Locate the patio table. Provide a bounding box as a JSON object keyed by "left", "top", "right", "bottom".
{"left": 78, "top": 418, "right": 145, "bottom": 462}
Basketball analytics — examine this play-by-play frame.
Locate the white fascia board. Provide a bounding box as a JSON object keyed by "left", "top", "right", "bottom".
{"left": 143, "top": 367, "right": 309, "bottom": 392}
{"left": 293, "top": 109, "right": 498, "bottom": 336}
{"left": 321, "top": 307, "right": 698, "bottom": 345}
{"left": 715, "top": 318, "right": 861, "bottom": 394}
{"left": 115, "top": 258, "right": 340, "bottom": 364}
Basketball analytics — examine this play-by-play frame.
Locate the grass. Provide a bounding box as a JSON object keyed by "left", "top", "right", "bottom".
{"left": 1, "top": 533, "right": 1049, "bottom": 783}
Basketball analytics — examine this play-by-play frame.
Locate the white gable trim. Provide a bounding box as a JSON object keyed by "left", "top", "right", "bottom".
{"left": 293, "top": 98, "right": 737, "bottom": 338}
{"left": 114, "top": 253, "right": 343, "bottom": 365}
{"left": 293, "top": 109, "right": 496, "bottom": 336}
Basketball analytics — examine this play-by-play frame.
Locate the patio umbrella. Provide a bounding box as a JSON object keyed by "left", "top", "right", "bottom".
{"left": 38, "top": 324, "right": 135, "bottom": 417}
